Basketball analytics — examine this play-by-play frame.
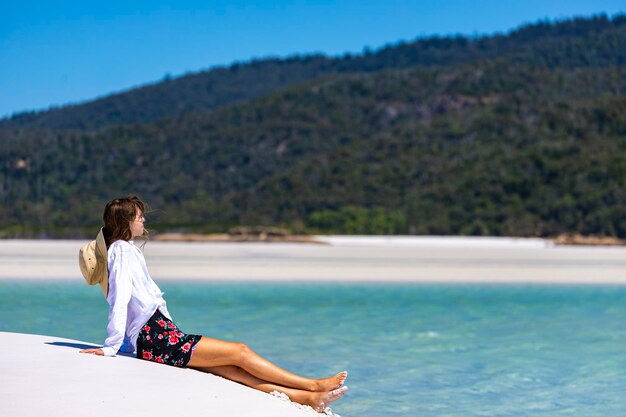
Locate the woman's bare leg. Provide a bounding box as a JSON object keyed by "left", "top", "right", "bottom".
{"left": 196, "top": 364, "right": 348, "bottom": 411}
{"left": 186, "top": 336, "right": 347, "bottom": 392}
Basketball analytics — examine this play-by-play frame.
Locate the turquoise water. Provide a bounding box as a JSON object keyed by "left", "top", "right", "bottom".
{"left": 1, "top": 281, "right": 625, "bottom": 416}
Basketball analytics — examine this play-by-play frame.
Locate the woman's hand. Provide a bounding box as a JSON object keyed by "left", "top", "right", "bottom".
{"left": 80, "top": 348, "right": 105, "bottom": 356}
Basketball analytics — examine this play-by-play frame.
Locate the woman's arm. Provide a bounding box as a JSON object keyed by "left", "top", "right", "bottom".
{"left": 100, "top": 243, "right": 133, "bottom": 356}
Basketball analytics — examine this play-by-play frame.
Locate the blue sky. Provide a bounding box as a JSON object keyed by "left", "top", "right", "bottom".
{"left": 1, "top": 0, "right": 624, "bottom": 118}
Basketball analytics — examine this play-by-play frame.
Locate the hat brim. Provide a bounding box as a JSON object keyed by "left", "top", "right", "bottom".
{"left": 95, "top": 228, "right": 109, "bottom": 297}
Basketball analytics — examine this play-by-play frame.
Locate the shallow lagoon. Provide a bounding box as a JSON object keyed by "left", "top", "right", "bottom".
{"left": 1, "top": 281, "right": 625, "bottom": 416}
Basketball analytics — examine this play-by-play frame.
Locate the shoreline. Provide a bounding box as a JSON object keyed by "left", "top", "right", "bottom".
{"left": 1, "top": 236, "right": 625, "bottom": 284}
{"left": 4, "top": 233, "right": 623, "bottom": 247}
{"left": 153, "top": 233, "right": 625, "bottom": 246}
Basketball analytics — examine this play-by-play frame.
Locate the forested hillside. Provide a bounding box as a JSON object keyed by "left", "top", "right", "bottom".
{"left": 1, "top": 14, "right": 625, "bottom": 238}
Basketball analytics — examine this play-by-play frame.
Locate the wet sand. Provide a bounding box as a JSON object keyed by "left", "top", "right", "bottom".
{"left": 1, "top": 236, "right": 625, "bottom": 284}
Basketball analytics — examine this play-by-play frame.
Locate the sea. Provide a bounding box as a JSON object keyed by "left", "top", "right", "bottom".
{"left": 1, "top": 281, "right": 625, "bottom": 417}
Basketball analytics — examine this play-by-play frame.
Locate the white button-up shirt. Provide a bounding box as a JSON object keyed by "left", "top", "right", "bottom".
{"left": 101, "top": 240, "right": 171, "bottom": 356}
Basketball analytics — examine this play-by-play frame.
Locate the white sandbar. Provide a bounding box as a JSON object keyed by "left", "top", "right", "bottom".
{"left": 0, "top": 332, "right": 324, "bottom": 417}
{"left": 0, "top": 236, "right": 625, "bottom": 284}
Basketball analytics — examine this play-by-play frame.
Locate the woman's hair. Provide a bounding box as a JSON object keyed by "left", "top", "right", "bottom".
{"left": 102, "top": 196, "right": 148, "bottom": 247}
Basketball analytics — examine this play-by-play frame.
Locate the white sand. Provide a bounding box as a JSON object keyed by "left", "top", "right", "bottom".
{"left": 0, "top": 236, "right": 625, "bottom": 283}
{"left": 0, "top": 332, "right": 327, "bottom": 417}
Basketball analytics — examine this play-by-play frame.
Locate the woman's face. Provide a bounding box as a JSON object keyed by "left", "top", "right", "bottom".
{"left": 129, "top": 210, "right": 145, "bottom": 238}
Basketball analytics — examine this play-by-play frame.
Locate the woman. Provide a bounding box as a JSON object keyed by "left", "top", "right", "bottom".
{"left": 80, "top": 196, "right": 348, "bottom": 412}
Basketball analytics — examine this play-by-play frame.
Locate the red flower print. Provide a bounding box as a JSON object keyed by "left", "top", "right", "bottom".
{"left": 143, "top": 325, "right": 150, "bottom": 332}
{"left": 142, "top": 351, "right": 152, "bottom": 360}
{"left": 155, "top": 357, "right": 164, "bottom": 364}
{"left": 181, "top": 343, "right": 190, "bottom": 352}
{"left": 158, "top": 334, "right": 163, "bottom": 340}
{"left": 177, "top": 331, "right": 184, "bottom": 338}
{"left": 168, "top": 322, "right": 177, "bottom": 330}
{"left": 157, "top": 319, "right": 166, "bottom": 327}
{"left": 146, "top": 335, "right": 151, "bottom": 341}
{"left": 169, "top": 335, "right": 179, "bottom": 345}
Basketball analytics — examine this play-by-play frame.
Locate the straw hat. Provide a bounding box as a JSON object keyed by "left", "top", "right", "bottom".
{"left": 79, "top": 228, "right": 108, "bottom": 296}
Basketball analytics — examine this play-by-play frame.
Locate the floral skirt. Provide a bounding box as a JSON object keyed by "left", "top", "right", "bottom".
{"left": 136, "top": 309, "right": 202, "bottom": 368}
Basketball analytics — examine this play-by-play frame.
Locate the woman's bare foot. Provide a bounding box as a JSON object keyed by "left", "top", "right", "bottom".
{"left": 314, "top": 371, "right": 348, "bottom": 392}
{"left": 311, "top": 386, "right": 348, "bottom": 412}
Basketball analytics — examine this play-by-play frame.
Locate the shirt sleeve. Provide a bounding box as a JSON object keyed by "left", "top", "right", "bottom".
{"left": 101, "top": 243, "right": 133, "bottom": 356}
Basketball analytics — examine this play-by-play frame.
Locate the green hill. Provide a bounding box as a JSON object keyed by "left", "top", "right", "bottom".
{"left": 1, "top": 14, "right": 625, "bottom": 238}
